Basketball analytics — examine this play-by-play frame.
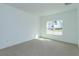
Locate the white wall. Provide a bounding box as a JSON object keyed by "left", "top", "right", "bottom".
{"left": 77, "top": 6, "right": 79, "bottom": 47}
{"left": 40, "top": 9, "right": 78, "bottom": 44}
{"left": 0, "top": 4, "right": 39, "bottom": 49}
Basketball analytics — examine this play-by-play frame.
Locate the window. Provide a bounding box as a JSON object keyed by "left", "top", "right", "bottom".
{"left": 46, "top": 20, "right": 63, "bottom": 35}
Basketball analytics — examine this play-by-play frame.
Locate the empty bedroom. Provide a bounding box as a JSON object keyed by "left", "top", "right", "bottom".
{"left": 0, "top": 3, "right": 79, "bottom": 56}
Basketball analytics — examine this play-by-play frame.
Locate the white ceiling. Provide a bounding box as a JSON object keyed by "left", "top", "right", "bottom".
{"left": 6, "top": 3, "right": 78, "bottom": 16}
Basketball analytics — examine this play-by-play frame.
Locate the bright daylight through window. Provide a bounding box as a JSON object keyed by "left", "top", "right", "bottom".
{"left": 46, "top": 19, "right": 63, "bottom": 35}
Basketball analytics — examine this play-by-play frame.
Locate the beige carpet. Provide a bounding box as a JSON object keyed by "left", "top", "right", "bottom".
{"left": 0, "top": 38, "right": 79, "bottom": 56}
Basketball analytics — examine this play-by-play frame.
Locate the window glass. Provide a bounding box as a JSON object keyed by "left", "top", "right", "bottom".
{"left": 46, "top": 20, "right": 63, "bottom": 35}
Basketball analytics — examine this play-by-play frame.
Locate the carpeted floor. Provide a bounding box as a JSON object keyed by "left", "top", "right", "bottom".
{"left": 0, "top": 38, "right": 79, "bottom": 56}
